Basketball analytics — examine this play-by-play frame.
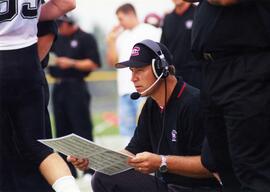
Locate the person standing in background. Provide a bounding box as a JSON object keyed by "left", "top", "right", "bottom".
{"left": 188, "top": 0, "right": 270, "bottom": 191}
{"left": 161, "top": 0, "right": 201, "bottom": 89}
{"left": 49, "top": 15, "right": 101, "bottom": 178}
{"left": 106, "top": 3, "right": 161, "bottom": 140}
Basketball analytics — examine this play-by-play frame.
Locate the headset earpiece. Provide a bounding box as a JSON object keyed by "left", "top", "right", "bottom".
{"left": 151, "top": 58, "right": 164, "bottom": 78}
{"left": 151, "top": 54, "right": 169, "bottom": 78}
{"left": 162, "top": 65, "right": 169, "bottom": 78}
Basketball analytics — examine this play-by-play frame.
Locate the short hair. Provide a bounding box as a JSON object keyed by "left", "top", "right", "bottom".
{"left": 116, "top": 3, "right": 137, "bottom": 16}
{"left": 168, "top": 65, "right": 176, "bottom": 75}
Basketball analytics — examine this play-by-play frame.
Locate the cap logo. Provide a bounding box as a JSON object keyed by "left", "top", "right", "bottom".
{"left": 131, "top": 46, "right": 140, "bottom": 56}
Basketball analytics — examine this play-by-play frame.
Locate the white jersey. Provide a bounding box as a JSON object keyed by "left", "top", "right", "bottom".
{"left": 0, "top": 0, "right": 41, "bottom": 50}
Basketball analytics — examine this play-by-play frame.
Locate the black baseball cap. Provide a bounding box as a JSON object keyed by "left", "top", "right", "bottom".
{"left": 115, "top": 41, "right": 172, "bottom": 68}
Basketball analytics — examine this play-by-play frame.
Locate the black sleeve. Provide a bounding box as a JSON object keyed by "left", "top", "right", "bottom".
{"left": 201, "top": 138, "right": 217, "bottom": 172}
{"left": 37, "top": 21, "right": 58, "bottom": 38}
{"left": 82, "top": 33, "right": 101, "bottom": 67}
{"left": 37, "top": 21, "right": 58, "bottom": 68}
{"left": 125, "top": 102, "right": 152, "bottom": 154}
{"left": 181, "top": 94, "right": 205, "bottom": 155}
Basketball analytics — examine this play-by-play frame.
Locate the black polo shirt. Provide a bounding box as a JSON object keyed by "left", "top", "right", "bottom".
{"left": 161, "top": 6, "right": 199, "bottom": 71}
{"left": 191, "top": 0, "right": 270, "bottom": 56}
{"left": 49, "top": 29, "right": 101, "bottom": 79}
{"left": 126, "top": 79, "right": 218, "bottom": 187}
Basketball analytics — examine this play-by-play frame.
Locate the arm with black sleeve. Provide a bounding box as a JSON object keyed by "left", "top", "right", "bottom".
{"left": 37, "top": 21, "right": 58, "bottom": 63}
{"left": 163, "top": 93, "right": 213, "bottom": 178}
{"left": 38, "top": 0, "right": 61, "bottom": 66}
{"left": 125, "top": 101, "right": 153, "bottom": 155}
{"left": 36, "top": 21, "right": 81, "bottom": 192}
{"left": 125, "top": 97, "right": 214, "bottom": 178}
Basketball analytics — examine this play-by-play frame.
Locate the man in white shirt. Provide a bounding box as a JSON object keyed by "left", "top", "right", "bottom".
{"left": 106, "top": 3, "right": 161, "bottom": 139}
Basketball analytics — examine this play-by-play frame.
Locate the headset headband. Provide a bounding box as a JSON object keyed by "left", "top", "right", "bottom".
{"left": 138, "top": 39, "right": 165, "bottom": 60}
{"left": 138, "top": 39, "right": 169, "bottom": 78}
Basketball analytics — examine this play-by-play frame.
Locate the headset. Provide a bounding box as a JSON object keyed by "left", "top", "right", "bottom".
{"left": 130, "top": 40, "right": 170, "bottom": 100}
{"left": 137, "top": 39, "right": 169, "bottom": 79}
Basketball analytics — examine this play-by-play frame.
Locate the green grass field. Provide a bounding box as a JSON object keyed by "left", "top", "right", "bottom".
{"left": 48, "top": 70, "right": 119, "bottom": 138}
{"left": 50, "top": 111, "right": 119, "bottom": 138}
{"left": 92, "top": 112, "right": 119, "bottom": 136}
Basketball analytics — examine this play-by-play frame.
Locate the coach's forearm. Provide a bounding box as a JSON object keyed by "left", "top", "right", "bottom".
{"left": 167, "top": 155, "right": 213, "bottom": 178}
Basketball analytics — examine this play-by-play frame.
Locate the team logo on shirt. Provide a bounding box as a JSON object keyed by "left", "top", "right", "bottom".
{"left": 171, "top": 129, "right": 177, "bottom": 142}
{"left": 185, "top": 20, "right": 193, "bottom": 29}
{"left": 131, "top": 46, "right": 140, "bottom": 56}
{"left": 70, "top": 40, "right": 78, "bottom": 48}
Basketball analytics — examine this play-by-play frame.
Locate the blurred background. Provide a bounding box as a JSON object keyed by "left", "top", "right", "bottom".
{"left": 71, "top": 0, "right": 174, "bottom": 69}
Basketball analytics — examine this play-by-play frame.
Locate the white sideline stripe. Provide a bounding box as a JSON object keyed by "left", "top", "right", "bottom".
{"left": 94, "top": 121, "right": 114, "bottom": 134}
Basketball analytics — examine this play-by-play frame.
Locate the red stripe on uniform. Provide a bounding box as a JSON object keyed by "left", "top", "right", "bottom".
{"left": 177, "top": 82, "right": 186, "bottom": 99}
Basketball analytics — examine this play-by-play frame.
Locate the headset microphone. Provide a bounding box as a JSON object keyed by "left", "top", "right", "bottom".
{"left": 130, "top": 92, "right": 141, "bottom": 100}
{"left": 130, "top": 72, "right": 164, "bottom": 100}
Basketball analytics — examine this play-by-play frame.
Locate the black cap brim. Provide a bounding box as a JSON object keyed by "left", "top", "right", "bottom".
{"left": 115, "top": 60, "right": 150, "bottom": 68}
